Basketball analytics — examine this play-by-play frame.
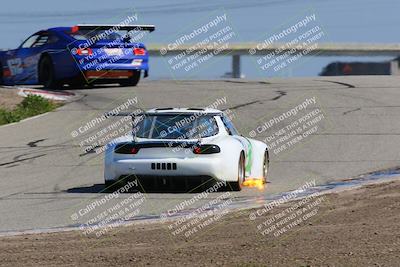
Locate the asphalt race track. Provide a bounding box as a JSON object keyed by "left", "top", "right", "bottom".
{"left": 1, "top": 76, "right": 400, "bottom": 233}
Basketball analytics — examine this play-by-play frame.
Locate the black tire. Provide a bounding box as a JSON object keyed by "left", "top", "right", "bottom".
{"left": 228, "top": 152, "right": 245, "bottom": 191}
{"left": 119, "top": 70, "right": 140, "bottom": 87}
{"left": 39, "top": 56, "right": 61, "bottom": 89}
{"left": 263, "top": 150, "right": 269, "bottom": 184}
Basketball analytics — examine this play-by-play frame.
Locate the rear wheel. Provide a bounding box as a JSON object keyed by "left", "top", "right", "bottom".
{"left": 39, "top": 56, "right": 61, "bottom": 89}
{"left": 119, "top": 70, "right": 140, "bottom": 87}
{"left": 228, "top": 152, "right": 245, "bottom": 191}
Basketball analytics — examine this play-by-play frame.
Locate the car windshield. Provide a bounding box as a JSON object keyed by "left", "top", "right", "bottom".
{"left": 134, "top": 114, "right": 219, "bottom": 139}
{"left": 68, "top": 29, "right": 130, "bottom": 41}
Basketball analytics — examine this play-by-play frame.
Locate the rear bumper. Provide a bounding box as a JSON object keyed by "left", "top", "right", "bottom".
{"left": 106, "top": 157, "right": 228, "bottom": 182}
{"left": 84, "top": 70, "right": 136, "bottom": 79}
{"left": 78, "top": 60, "right": 149, "bottom": 72}
{"left": 53, "top": 51, "right": 149, "bottom": 81}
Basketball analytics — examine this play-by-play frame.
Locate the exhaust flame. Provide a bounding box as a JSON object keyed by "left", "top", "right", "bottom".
{"left": 243, "top": 178, "right": 265, "bottom": 190}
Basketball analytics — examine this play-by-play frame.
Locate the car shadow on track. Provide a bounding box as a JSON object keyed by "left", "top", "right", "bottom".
{"left": 65, "top": 180, "right": 233, "bottom": 194}
{"left": 65, "top": 184, "right": 108, "bottom": 193}
{"left": 57, "top": 84, "right": 125, "bottom": 91}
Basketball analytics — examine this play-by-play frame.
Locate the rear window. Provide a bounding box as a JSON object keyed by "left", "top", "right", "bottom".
{"left": 67, "top": 29, "right": 130, "bottom": 41}
{"left": 134, "top": 114, "right": 219, "bottom": 139}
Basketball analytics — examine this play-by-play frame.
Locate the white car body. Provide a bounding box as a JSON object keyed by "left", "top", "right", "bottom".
{"left": 104, "top": 108, "right": 269, "bottom": 191}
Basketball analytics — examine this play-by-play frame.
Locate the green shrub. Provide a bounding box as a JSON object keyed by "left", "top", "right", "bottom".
{"left": 0, "top": 109, "right": 16, "bottom": 124}
{"left": 0, "top": 95, "right": 58, "bottom": 125}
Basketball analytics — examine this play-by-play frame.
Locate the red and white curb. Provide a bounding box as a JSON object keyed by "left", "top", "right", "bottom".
{"left": 17, "top": 87, "right": 78, "bottom": 101}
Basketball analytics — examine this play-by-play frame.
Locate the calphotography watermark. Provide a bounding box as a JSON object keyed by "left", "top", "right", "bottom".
{"left": 71, "top": 14, "right": 139, "bottom": 52}
{"left": 258, "top": 192, "right": 325, "bottom": 238}
{"left": 70, "top": 180, "right": 145, "bottom": 237}
{"left": 144, "top": 96, "right": 235, "bottom": 154}
{"left": 249, "top": 97, "right": 326, "bottom": 156}
{"left": 67, "top": 12, "right": 151, "bottom": 82}
{"left": 160, "top": 12, "right": 237, "bottom": 74}
{"left": 71, "top": 97, "right": 138, "bottom": 137}
{"left": 250, "top": 13, "right": 327, "bottom": 74}
{"left": 160, "top": 181, "right": 233, "bottom": 239}
{"left": 70, "top": 97, "right": 143, "bottom": 155}
{"left": 249, "top": 180, "right": 325, "bottom": 238}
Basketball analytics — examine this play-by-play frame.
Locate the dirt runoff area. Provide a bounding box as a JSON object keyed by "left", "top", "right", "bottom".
{"left": 1, "top": 181, "right": 400, "bottom": 267}
{"left": 0, "top": 88, "right": 23, "bottom": 109}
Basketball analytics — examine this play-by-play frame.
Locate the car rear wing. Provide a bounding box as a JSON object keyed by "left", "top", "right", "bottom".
{"left": 105, "top": 111, "right": 144, "bottom": 117}
{"left": 74, "top": 24, "right": 155, "bottom": 32}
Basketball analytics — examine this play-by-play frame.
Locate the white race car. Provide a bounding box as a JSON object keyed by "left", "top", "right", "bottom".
{"left": 104, "top": 108, "right": 269, "bottom": 191}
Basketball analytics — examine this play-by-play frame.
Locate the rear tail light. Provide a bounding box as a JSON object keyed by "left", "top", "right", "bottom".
{"left": 71, "top": 26, "right": 80, "bottom": 33}
{"left": 193, "top": 145, "right": 221, "bottom": 154}
{"left": 3, "top": 69, "right": 11, "bottom": 77}
{"left": 115, "top": 143, "right": 140, "bottom": 154}
{"left": 76, "top": 48, "right": 93, "bottom": 56}
{"left": 130, "top": 147, "right": 139, "bottom": 154}
{"left": 133, "top": 48, "right": 146, "bottom": 56}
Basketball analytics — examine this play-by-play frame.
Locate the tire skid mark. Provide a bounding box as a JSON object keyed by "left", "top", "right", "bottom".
{"left": 316, "top": 80, "right": 356, "bottom": 88}
{"left": 27, "top": 139, "right": 46, "bottom": 147}
{"left": 223, "top": 80, "right": 271, "bottom": 85}
{"left": 270, "top": 90, "right": 287, "bottom": 101}
{"left": 343, "top": 107, "right": 361, "bottom": 115}
{"left": 226, "top": 100, "right": 263, "bottom": 111}
{"left": 0, "top": 153, "right": 47, "bottom": 167}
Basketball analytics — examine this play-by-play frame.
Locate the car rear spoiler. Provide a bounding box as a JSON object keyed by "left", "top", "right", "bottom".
{"left": 105, "top": 111, "right": 144, "bottom": 117}
{"left": 75, "top": 24, "right": 155, "bottom": 32}
{"left": 116, "top": 141, "right": 199, "bottom": 149}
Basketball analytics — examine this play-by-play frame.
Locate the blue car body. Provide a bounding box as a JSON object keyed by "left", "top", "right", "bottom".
{"left": 0, "top": 24, "right": 155, "bottom": 87}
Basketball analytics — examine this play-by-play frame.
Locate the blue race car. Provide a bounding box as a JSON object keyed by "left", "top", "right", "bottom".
{"left": 0, "top": 24, "right": 155, "bottom": 88}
